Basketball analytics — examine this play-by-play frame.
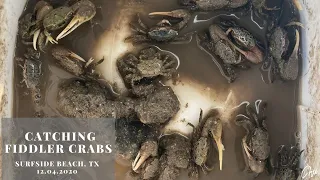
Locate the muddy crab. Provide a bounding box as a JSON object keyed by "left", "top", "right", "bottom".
{"left": 273, "top": 145, "right": 303, "bottom": 180}
{"left": 16, "top": 48, "right": 42, "bottom": 105}
{"left": 117, "top": 46, "right": 178, "bottom": 97}
{"left": 189, "top": 109, "right": 224, "bottom": 175}
{"left": 178, "top": 0, "right": 249, "bottom": 11}
{"left": 235, "top": 100, "right": 271, "bottom": 175}
{"left": 269, "top": 27, "right": 300, "bottom": 81}
{"left": 52, "top": 46, "right": 104, "bottom": 78}
{"left": 130, "top": 133, "right": 193, "bottom": 180}
{"left": 126, "top": 9, "right": 191, "bottom": 44}
{"left": 115, "top": 118, "right": 159, "bottom": 167}
{"left": 19, "top": 0, "right": 96, "bottom": 51}
{"left": 197, "top": 24, "right": 262, "bottom": 82}
{"left": 57, "top": 79, "right": 136, "bottom": 118}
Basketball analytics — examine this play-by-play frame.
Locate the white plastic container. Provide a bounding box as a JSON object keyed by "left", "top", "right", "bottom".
{"left": 0, "top": 0, "right": 319, "bottom": 179}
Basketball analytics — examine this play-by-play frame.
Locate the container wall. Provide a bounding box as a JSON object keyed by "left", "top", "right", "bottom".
{"left": 0, "top": 0, "right": 319, "bottom": 178}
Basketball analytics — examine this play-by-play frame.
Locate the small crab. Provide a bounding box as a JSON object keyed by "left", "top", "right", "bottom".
{"left": 19, "top": 13, "right": 40, "bottom": 41}
{"left": 128, "top": 147, "right": 161, "bottom": 180}
{"left": 178, "top": 0, "right": 249, "bottom": 11}
{"left": 132, "top": 141, "right": 159, "bottom": 172}
{"left": 251, "top": 0, "right": 279, "bottom": 18}
{"left": 18, "top": 48, "right": 41, "bottom": 88}
{"left": 126, "top": 9, "right": 191, "bottom": 44}
{"left": 57, "top": 79, "right": 136, "bottom": 118}
{"left": 131, "top": 134, "right": 192, "bottom": 180}
{"left": 31, "top": 0, "right": 96, "bottom": 50}
{"left": 269, "top": 27, "right": 300, "bottom": 81}
{"left": 18, "top": 1, "right": 53, "bottom": 50}
{"left": 226, "top": 27, "right": 264, "bottom": 64}
{"left": 197, "top": 24, "right": 260, "bottom": 82}
{"left": 52, "top": 46, "right": 104, "bottom": 77}
{"left": 17, "top": 48, "right": 42, "bottom": 104}
{"left": 274, "top": 145, "right": 304, "bottom": 180}
{"left": 191, "top": 109, "right": 224, "bottom": 173}
{"left": 117, "top": 46, "right": 178, "bottom": 97}
{"left": 116, "top": 118, "right": 159, "bottom": 166}
{"left": 236, "top": 100, "right": 271, "bottom": 175}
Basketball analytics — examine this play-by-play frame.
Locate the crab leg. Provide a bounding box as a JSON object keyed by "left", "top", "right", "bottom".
{"left": 132, "top": 141, "right": 158, "bottom": 172}
{"left": 53, "top": 46, "right": 87, "bottom": 63}
{"left": 68, "top": 51, "right": 87, "bottom": 63}
{"left": 57, "top": 6, "right": 96, "bottom": 40}
{"left": 33, "top": 29, "right": 41, "bottom": 50}
{"left": 44, "top": 30, "right": 58, "bottom": 44}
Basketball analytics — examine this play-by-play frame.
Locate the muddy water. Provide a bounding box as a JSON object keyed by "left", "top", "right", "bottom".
{"left": 13, "top": 0, "right": 302, "bottom": 180}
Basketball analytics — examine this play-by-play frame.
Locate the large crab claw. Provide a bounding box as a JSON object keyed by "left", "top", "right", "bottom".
{"left": 149, "top": 9, "right": 191, "bottom": 30}
{"left": 52, "top": 46, "right": 86, "bottom": 63}
{"left": 56, "top": 0, "right": 96, "bottom": 40}
{"left": 132, "top": 141, "right": 158, "bottom": 172}
{"left": 203, "top": 116, "right": 224, "bottom": 170}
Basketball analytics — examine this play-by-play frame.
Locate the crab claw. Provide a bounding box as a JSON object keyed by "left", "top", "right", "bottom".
{"left": 149, "top": 9, "right": 191, "bottom": 30}
{"left": 56, "top": 1, "right": 96, "bottom": 40}
{"left": 149, "top": 9, "right": 189, "bottom": 18}
{"left": 33, "top": 29, "right": 41, "bottom": 50}
{"left": 132, "top": 141, "right": 158, "bottom": 172}
{"left": 242, "top": 135, "right": 265, "bottom": 173}
{"left": 204, "top": 117, "right": 224, "bottom": 170}
{"left": 52, "top": 46, "right": 86, "bottom": 63}
{"left": 212, "top": 120, "right": 224, "bottom": 171}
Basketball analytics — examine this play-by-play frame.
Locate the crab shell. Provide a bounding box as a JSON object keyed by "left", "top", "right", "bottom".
{"left": 43, "top": 6, "right": 73, "bottom": 31}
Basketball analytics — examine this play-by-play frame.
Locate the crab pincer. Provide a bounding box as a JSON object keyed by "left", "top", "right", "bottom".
{"left": 52, "top": 46, "right": 103, "bottom": 77}
{"left": 132, "top": 141, "right": 158, "bottom": 172}
{"left": 56, "top": 0, "right": 96, "bottom": 40}
{"left": 202, "top": 116, "right": 224, "bottom": 170}
{"left": 149, "top": 9, "right": 191, "bottom": 30}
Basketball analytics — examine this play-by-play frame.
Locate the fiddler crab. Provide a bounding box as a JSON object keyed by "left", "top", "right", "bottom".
{"left": 197, "top": 24, "right": 263, "bottom": 82}
{"left": 115, "top": 118, "right": 159, "bottom": 167}
{"left": 269, "top": 24, "right": 301, "bottom": 81}
{"left": 235, "top": 100, "right": 271, "bottom": 175}
{"left": 126, "top": 9, "right": 192, "bottom": 44}
{"left": 16, "top": 48, "right": 42, "bottom": 105}
{"left": 188, "top": 109, "right": 224, "bottom": 175}
{"left": 179, "top": 0, "right": 279, "bottom": 23}
{"left": 128, "top": 134, "right": 192, "bottom": 180}
{"left": 18, "top": 0, "right": 96, "bottom": 51}
{"left": 117, "top": 46, "right": 179, "bottom": 97}
{"left": 57, "top": 79, "right": 137, "bottom": 119}
{"left": 250, "top": 0, "right": 279, "bottom": 19}
{"left": 273, "top": 145, "right": 304, "bottom": 180}
{"left": 52, "top": 46, "right": 104, "bottom": 78}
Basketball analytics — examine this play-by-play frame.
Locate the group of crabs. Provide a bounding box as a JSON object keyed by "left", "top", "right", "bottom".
{"left": 17, "top": 0, "right": 303, "bottom": 180}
